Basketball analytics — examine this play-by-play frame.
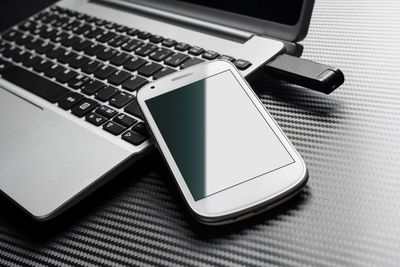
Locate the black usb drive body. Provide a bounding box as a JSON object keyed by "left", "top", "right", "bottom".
{"left": 265, "top": 54, "right": 344, "bottom": 94}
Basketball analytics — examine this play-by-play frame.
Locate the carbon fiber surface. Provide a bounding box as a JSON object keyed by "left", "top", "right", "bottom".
{"left": 1, "top": 0, "right": 400, "bottom": 265}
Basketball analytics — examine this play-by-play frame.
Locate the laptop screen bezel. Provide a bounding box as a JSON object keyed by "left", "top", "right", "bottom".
{"left": 120, "top": 0, "right": 314, "bottom": 42}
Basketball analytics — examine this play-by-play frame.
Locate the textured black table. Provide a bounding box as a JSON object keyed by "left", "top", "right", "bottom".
{"left": 1, "top": 0, "right": 400, "bottom": 265}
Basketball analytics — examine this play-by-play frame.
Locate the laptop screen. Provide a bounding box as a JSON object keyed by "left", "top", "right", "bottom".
{"left": 175, "top": 0, "right": 304, "bottom": 26}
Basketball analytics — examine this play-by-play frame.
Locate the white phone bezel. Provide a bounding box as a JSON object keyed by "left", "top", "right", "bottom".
{"left": 137, "top": 60, "right": 307, "bottom": 224}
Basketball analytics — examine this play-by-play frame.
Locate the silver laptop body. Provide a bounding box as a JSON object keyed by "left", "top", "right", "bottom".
{"left": 0, "top": 0, "right": 313, "bottom": 220}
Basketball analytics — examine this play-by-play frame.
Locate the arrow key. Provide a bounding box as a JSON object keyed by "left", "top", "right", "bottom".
{"left": 86, "top": 112, "right": 107, "bottom": 126}
{"left": 122, "top": 130, "right": 147, "bottom": 145}
{"left": 103, "top": 121, "right": 126, "bottom": 135}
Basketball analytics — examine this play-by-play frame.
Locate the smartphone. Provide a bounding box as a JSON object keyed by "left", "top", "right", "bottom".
{"left": 137, "top": 60, "right": 308, "bottom": 225}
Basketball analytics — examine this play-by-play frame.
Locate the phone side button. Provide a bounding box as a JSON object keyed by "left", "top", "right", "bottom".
{"left": 122, "top": 130, "right": 147, "bottom": 145}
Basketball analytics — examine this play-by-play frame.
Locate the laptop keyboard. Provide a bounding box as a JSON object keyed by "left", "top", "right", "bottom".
{"left": 0, "top": 5, "right": 252, "bottom": 146}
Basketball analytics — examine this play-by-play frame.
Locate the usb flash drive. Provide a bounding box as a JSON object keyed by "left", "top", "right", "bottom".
{"left": 265, "top": 54, "right": 345, "bottom": 94}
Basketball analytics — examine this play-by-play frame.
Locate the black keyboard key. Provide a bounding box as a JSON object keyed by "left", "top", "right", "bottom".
{"left": 60, "top": 34, "right": 80, "bottom": 47}
{"left": 71, "top": 98, "right": 99, "bottom": 117}
{"left": 164, "top": 53, "right": 190, "bottom": 67}
{"left": 81, "top": 80, "right": 105, "bottom": 95}
{"left": 65, "top": 20, "right": 81, "bottom": 31}
{"left": 153, "top": 67, "right": 176, "bottom": 80}
{"left": 84, "top": 27, "right": 105, "bottom": 39}
{"left": 149, "top": 47, "right": 173, "bottom": 62}
{"left": 21, "top": 35, "right": 37, "bottom": 48}
{"left": 2, "top": 30, "right": 22, "bottom": 42}
{"left": 75, "top": 13, "right": 88, "bottom": 21}
{"left": 42, "top": 14, "right": 58, "bottom": 24}
{"left": 32, "top": 59, "right": 53, "bottom": 72}
{"left": 95, "top": 85, "right": 118, "bottom": 101}
{"left": 109, "top": 52, "right": 132, "bottom": 66}
{"left": 55, "top": 68, "right": 78, "bottom": 83}
{"left": 23, "top": 37, "right": 42, "bottom": 50}
{"left": 12, "top": 50, "right": 29, "bottom": 63}
{"left": 35, "top": 42, "right": 54, "bottom": 54}
{"left": 115, "top": 24, "right": 128, "bottom": 33}
{"left": 135, "top": 43, "right": 157, "bottom": 57}
{"left": 43, "top": 63, "right": 66, "bottom": 78}
{"left": 103, "top": 121, "right": 126, "bottom": 135}
{"left": 97, "top": 47, "right": 119, "bottom": 61}
{"left": 73, "top": 23, "right": 91, "bottom": 35}
{"left": 109, "top": 91, "right": 134, "bottom": 108}
{"left": 108, "top": 35, "right": 129, "bottom": 48}
{"left": 68, "top": 74, "right": 91, "bottom": 89}
{"left": 58, "top": 92, "right": 84, "bottom": 110}
{"left": 54, "top": 19, "right": 69, "bottom": 30}
{"left": 18, "top": 21, "right": 38, "bottom": 31}
{"left": 188, "top": 46, "right": 205, "bottom": 56}
{"left": 49, "top": 31, "right": 66, "bottom": 43}
{"left": 72, "top": 39, "right": 92, "bottom": 51}
{"left": 86, "top": 113, "right": 107, "bottom": 126}
{"left": 219, "top": 55, "right": 235, "bottom": 62}
{"left": 64, "top": 9, "right": 77, "bottom": 17}
{"left": 202, "top": 50, "right": 220, "bottom": 60}
{"left": 55, "top": 17, "right": 70, "bottom": 28}
{"left": 81, "top": 60, "right": 103, "bottom": 74}
{"left": 107, "top": 69, "right": 131, "bottom": 85}
{"left": 162, "top": 38, "right": 176, "bottom": 47}
{"left": 137, "top": 31, "right": 151, "bottom": 40}
{"left": 46, "top": 46, "right": 66, "bottom": 59}
{"left": 125, "top": 99, "right": 143, "bottom": 119}
{"left": 104, "top": 21, "right": 117, "bottom": 30}
{"left": 132, "top": 122, "right": 149, "bottom": 137}
{"left": 8, "top": 47, "right": 23, "bottom": 61}
{"left": 94, "top": 65, "right": 117, "bottom": 80}
{"left": 175, "top": 42, "right": 190, "bottom": 51}
{"left": 15, "top": 34, "right": 32, "bottom": 46}
{"left": 137, "top": 62, "right": 162, "bottom": 77}
{"left": 126, "top": 28, "right": 139, "bottom": 36}
{"left": 58, "top": 50, "right": 78, "bottom": 64}
{"left": 69, "top": 54, "right": 90, "bottom": 69}
{"left": 1, "top": 45, "right": 17, "bottom": 59}
{"left": 97, "top": 31, "right": 117, "bottom": 43}
{"left": 122, "top": 130, "right": 146, "bottom": 145}
{"left": 29, "top": 24, "right": 44, "bottom": 35}
{"left": 94, "top": 19, "right": 106, "bottom": 26}
{"left": 113, "top": 113, "right": 137, "bottom": 127}
{"left": 1, "top": 65, "right": 69, "bottom": 103}
{"left": 123, "top": 56, "right": 147, "bottom": 71}
{"left": 149, "top": 35, "right": 164, "bottom": 44}
{"left": 122, "top": 75, "right": 148, "bottom": 92}
{"left": 180, "top": 57, "right": 205, "bottom": 69}
{"left": 121, "top": 39, "right": 143, "bottom": 52}
{"left": 39, "top": 27, "right": 57, "bottom": 39}
{"left": 234, "top": 59, "right": 252, "bottom": 70}
{"left": 96, "top": 105, "right": 118, "bottom": 118}
{"left": 84, "top": 43, "right": 105, "bottom": 56}
{"left": 22, "top": 54, "right": 41, "bottom": 68}
{"left": 27, "top": 36, "right": 43, "bottom": 49}
{"left": 0, "top": 41, "right": 9, "bottom": 52}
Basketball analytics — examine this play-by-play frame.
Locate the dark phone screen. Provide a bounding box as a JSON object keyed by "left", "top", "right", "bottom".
{"left": 175, "top": 0, "right": 304, "bottom": 25}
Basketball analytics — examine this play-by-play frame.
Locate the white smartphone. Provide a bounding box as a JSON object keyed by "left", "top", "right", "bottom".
{"left": 137, "top": 60, "right": 308, "bottom": 225}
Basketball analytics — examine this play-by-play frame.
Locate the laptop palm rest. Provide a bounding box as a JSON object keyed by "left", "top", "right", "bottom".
{"left": 0, "top": 87, "right": 131, "bottom": 219}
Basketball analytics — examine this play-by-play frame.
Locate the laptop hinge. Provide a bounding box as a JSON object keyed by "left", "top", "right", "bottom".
{"left": 92, "top": 0, "right": 254, "bottom": 43}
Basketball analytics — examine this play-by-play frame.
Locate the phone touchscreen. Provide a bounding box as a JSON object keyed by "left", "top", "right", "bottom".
{"left": 146, "top": 70, "right": 295, "bottom": 200}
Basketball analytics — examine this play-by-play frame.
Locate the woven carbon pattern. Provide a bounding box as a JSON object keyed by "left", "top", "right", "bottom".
{"left": 1, "top": 0, "right": 400, "bottom": 265}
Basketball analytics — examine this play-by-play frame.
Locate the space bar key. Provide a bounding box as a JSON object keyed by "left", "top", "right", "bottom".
{"left": 1, "top": 65, "right": 70, "bottom": 103}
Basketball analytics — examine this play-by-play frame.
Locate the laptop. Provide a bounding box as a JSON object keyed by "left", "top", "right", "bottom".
{"left": 0, "top": 0, "right": 314, "bottom": 220}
